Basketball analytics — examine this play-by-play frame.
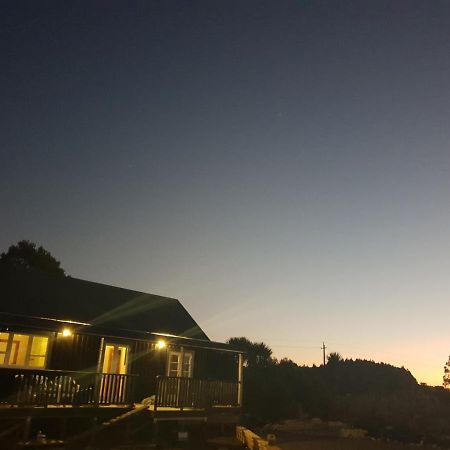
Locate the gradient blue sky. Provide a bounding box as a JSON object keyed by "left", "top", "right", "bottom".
{"left": 2, "top": 1, "right": 450, "bottom": 385}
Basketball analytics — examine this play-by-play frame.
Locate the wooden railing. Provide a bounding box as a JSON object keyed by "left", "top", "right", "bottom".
{"left": 0, "top": 368, "right": 137, "bottom": 406}
{"left": 0, "top": 370, "right": 239, "bottom": 410}
{"left": 97, "top": 372, "right": 136, "bottom": 405}
{"left": 155, "top": 376, "right": 239, "bottom": 410}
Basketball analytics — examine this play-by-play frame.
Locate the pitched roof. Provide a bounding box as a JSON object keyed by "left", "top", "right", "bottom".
{"left": 0, "top": 267, "right": 208, "bottom": 340}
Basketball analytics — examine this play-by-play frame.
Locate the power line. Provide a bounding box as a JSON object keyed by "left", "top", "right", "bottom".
{"left": 270, "top": 344, "right": 322, "bottom": 349}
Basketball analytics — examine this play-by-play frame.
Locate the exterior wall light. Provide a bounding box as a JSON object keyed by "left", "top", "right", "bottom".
{"left": 156, "top": 339, "right": 166, "bottom": 350}
{"left": 61, "top": 328, "right": 73, "bottom": 337}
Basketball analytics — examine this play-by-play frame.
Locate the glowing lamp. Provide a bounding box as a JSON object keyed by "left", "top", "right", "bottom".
{"left": 61, "top": 328, "right": 73, "bottom": 337}
{"left": 156, "top": 339, "right": 166, "bottom": 350}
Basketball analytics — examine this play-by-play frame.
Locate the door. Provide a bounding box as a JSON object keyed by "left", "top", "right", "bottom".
{"left": 166, "top": 350, "right": 194, "bottom": 407}
{"left": 100, "top": 344, "right": 128, "bottom": 403}
{"left": 102, "top": 344, "right": 128, "bottom": 374}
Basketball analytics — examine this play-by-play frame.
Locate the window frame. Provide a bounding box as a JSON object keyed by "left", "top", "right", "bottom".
{"left": 166, "top": 348, "right": 194, "bottom": 378}
{"left": 0, "top": 331, "right": 50, "bottom": 369}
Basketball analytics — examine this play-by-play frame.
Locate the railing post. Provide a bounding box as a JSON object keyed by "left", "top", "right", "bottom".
{"left": 238, "top": 353, "right": 244, "bottom": 408}
{"left": 93, "top": 372, "right": 101, "bottom": 406}
{"left": 180, "top": 378, "right": 184, "bottom": 411}
{"left": 154, "top": 376, "right": 159, "bottom": 414}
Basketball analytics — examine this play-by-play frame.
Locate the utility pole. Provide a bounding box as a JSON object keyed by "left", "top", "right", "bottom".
{"left": 321, "top": 342, "right": 327, "bottom": 366}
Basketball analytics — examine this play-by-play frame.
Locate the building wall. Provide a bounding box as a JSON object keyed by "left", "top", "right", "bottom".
{"left": 130, "top": 340, "right": 166, "bottom": 401}
{"left": 193, "top": 347, "right": 239, "bottom": 381}
{"left": 49, "top": 333, "right": 102, "bottom": 371}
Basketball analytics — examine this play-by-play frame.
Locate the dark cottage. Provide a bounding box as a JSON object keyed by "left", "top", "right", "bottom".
{"left": 0, "top": 267, "right": 243, "bottom": 439}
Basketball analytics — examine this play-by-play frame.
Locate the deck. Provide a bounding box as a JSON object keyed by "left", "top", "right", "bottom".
{"left": 0, "top": 369, "right": 241, "bottom": 421}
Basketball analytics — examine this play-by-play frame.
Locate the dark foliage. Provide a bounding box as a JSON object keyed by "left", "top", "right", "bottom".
{"left": 444, "top": 356, "right": 450, "bottom": 388}
{"left": 232, "top": 337, "right": 450, "bottom": 447}
{"left": 227, "top": 337, "right": 273, "bottom": 368}
{"left": 327, "top": 351, "right": 343, "bottom": 365}
{"left": 0, "top": 240, "right": 66, "bottom": 276}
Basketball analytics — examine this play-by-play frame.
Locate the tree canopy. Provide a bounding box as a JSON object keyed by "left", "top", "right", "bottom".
{"left": 444, "top": 356, "right": 450, "bottom": 388}
{"left": 327, "top": 351, "right": 344, "bottom": 365}
{"left": 0, "top": 240, "right": 66, "bottom": 276}
{"left": 227, "top": 336, "right": 274, "bottom": 367}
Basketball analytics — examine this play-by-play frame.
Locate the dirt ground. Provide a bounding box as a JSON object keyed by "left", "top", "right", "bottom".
{"left": 156, "top": 437, "right": 439, "bottom": 450}
{"left": 278, "top": 437, "right": 437, "bottom": 450}
{"left": 109, "top": 436, "right": 242, "bottom": 449}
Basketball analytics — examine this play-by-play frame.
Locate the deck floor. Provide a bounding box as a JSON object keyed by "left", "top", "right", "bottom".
{"left": 0, "top": 403, "right": 238, "bottom": 413}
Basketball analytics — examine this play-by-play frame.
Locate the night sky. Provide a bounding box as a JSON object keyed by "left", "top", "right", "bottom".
{"left": 2, "top": 1, "right": 450, "bottom": 385}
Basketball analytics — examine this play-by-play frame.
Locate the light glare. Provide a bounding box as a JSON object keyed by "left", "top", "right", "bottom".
{"left": 62, "top": 328, "right": 73, "bottom": 337}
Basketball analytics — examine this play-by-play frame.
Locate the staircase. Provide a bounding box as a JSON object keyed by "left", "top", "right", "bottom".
{"left": 66, "top": 404, "right": 151, "bottom": 449}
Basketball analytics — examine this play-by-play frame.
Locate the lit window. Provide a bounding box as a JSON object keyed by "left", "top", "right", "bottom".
{"left": 0, "top": 332, "right": 49, "bottom": 368}
{"left": 0, "top": 332, "right": 8, "bottom": 365}
{"left": 29, "top": 336, "right": 49, "bottom": 368}
{"left": 9, "top": 334, "right": 29, "bottom": 366}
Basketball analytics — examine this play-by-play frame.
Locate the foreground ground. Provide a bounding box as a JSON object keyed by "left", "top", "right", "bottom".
{"left": 260, "top": 419, "right": 440, "bottom": 450}
{"left": 278, "top": 438, "right": 437, "bottom": 450}
{"left": 147, "top": 437, "right": 440, "bottom": 449}
{"left": 162, "top": 436, "right": 440, "bottom": 450}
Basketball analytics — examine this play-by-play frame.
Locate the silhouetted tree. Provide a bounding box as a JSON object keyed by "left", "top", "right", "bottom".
{"left": 444, "top": 356, "right": 450, "bottom": 388}
{"left": 0, "top": 240, "right": 66, "bottom": 276}
{"left": 227, "top": 337, "right": 274, "bottom": 367}
{"left": 327, "top": 351, "right": 344, "bottom": 365}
